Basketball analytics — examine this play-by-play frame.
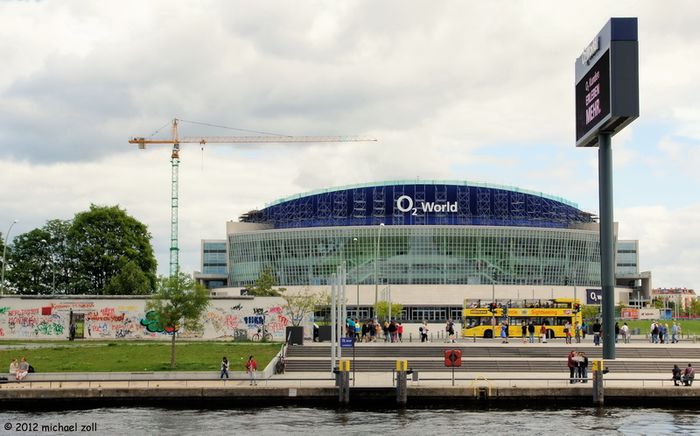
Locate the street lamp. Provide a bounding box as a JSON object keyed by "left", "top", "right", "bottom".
{"left": 1, "top": 219, "right": 18, "bottom": 295}
{"left": 373, "top": 222, "right": 385, "bottom": 315}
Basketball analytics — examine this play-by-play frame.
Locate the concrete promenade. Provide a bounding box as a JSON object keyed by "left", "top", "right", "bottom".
{"left": 0, "top": 340, "right": 697, "bottom": 407}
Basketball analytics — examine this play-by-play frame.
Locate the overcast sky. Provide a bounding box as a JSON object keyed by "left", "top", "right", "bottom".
{"left": 1, "top": 1, "right": 698, "bottom": 290}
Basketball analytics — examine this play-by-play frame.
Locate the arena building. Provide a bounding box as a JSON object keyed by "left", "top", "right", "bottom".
{"left": 195, "top": 180, "right": 652, "bottom": 322}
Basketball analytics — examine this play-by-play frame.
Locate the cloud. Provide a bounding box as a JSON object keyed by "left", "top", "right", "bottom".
{"left": 1, "top": 1, "right": 700, "bottom": 291}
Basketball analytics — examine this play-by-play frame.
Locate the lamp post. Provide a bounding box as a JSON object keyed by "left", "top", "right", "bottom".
{"left": 1, "top": 219, "right": 18, "bottom": 295}
{"left": 353, "top": 237, "right": 360, "bottom": 319}
{"left": 373, "top": 223, "right": 384, "bottom": 316}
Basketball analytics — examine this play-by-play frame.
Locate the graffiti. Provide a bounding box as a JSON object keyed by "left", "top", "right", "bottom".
{"left": 50, "top": 302, "right": 95, "bottom": 311}
{"left": 34, "top": 322, "right": 65, "bottom": 336}
{"left": 244, "top": 315, "right": 265, "bottom": 327}
{"left": 268, "top": 306, "right": 283, "bottom": 314}
{"left": 230, "top": 304, "right": 243, "bottom": 311}
{"left": 87, "top": 307, "right": 126, "bottom": 322}
{"left": 0, "top": 328, "right": 4, "bottom": 337}
{"left": 140, "top": 310, "right": 176, "bottom": 334}
{"left": 0, "top": 306, "right": 9, "bottom": 315}
{"left": 253, "top": 308, "right": 265, "bottom": 315}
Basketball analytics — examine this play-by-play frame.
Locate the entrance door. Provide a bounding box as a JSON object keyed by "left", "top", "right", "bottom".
{"left": 71, "top": 313, "right": 85, "bottom": 339}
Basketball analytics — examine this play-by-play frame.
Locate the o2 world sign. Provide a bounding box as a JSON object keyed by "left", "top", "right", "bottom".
{"left": 575, "top": 18, "right": 639, "bottom": 148}
{"left": 396, "top": 195, "right": 458, "bottom": 216}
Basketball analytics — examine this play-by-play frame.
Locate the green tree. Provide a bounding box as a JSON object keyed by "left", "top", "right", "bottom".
{"left": 375, "top": 300, "right": 403, "bottom": 321}
{"left": 103, "top": 260, "right": 152, "bottom": 295}
{"left": 581, "top": 305, "right": 600, "bottom": 321}
{"left": 146, "top": 273, "right": 210, "bottom": 368}
{"left": 6, "top": 228, "right": 52, "bottom": 294}
{"left": 282, "top": 287, "right": 324, "bottom": 327}
{"left": 247, "top": 267, "right": 286, "bottom": 296}
{"left": 68, "top": 205, "right": 157, "bottom": 294}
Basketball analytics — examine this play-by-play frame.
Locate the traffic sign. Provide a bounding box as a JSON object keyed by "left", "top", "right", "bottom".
{"left": 340, "top": 337, "right": 354, "bottom": 348}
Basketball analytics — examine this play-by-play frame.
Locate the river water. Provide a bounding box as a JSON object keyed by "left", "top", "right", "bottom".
{"left": 1, "top": 406, "right": 698, "bottom": 435}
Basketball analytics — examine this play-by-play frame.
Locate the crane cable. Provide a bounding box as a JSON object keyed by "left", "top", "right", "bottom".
{"left": 178, "top": 118, "right": 292, "bottom": 137}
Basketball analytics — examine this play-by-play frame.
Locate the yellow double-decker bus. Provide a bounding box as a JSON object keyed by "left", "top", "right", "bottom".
{"left": 462, "top": 298, "right": 582, "bottom": 339}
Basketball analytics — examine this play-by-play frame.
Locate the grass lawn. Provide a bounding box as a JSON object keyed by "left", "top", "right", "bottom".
{"left": 620, "top": 319, "right": 700, "bottom": 336}
{"left": 0, "top": 341, "right": 280, "bottom": 372}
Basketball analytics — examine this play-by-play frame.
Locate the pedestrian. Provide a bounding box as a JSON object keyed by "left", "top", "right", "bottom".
{"left": 69, "top": 323, "right": 76, "bottom": 341}
{"left": 592, "top": 319, "right": 602, "bottom": 346}
{"left": 671, "top": 322, "right": 679, "bottom": 344}
{"left": 540, "top": 323, "right": 548, "bottom": 343}
{"left": 620, "top": 322, "right": 630, "bottom": 344}
{"left": 245, "top": 355, "right": 258, "bottom": 386}
{"left": 663, "top": 323, "right": 670, "bottom": 344}
{"left": 354, "top": 319, "right": 361, "bottom": 342}
{"left": 389, "top": 320, "right": 398, "bottom": 343}
{"left": 397, "top": 322, "right": 404, "bottom": 342}
{"left": 672, "top": 364, "right": 682, "bottom": 386}
{"left": 651, "top": 321, "right": 659, "bottom": 344}
{"left": 614, "top": 322, "right": 620, "bottom": 344}
{"left": 500, "top": 321, "right": 509, "bottom": 344}
{"left": 9, "top": 359, "right": 19, "bottom": 380}
{"left": 574, "top": 321, "right": 581, "bottom": 344}
{"left": 564, "top": 321, "right": 572, "bottom": 345}
{"left": 445, "top": 319, "right": 456, "bottom": 343}
{"left": 682, "top": 364, "right": 695, "bottom": 386}
{"left": 420, "top": 320, "right": 429, "bottom": 342}
{"left": 578, "top": 352, "right": 588, "bottom": 383}
{"left": 521, "top": 323, "right": 527, "bottom": 344}
{"left": 567, "top": 350, "right": 577, "bottom": 384}
{"left": 527, "top": 321, "right": 535, "bottom": 344}
{"left": 220, "top": 356, "right": 229, "bottom": 379}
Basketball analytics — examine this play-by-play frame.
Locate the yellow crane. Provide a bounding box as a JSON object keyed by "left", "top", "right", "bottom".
{"left": 129, "top": 118, "right": 376, "bottom": 276}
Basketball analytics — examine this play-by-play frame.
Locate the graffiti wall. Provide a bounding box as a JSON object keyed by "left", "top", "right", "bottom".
{"left": 0, "top": 296, "right": 302, "bottom": 340}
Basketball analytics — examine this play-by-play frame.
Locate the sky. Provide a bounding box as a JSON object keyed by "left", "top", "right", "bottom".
{"left": 1, "top": 1, "right": 699, "bottom": 290}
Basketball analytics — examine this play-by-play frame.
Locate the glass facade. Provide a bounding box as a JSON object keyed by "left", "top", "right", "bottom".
{"left": 229, "top": 225, "right": 601, "bottom": 287}
{"left": 615, "top": 240, "right": 639, "bottom": 275}
{"left": 203, "top": 241, "right": 227, "bottom": 275}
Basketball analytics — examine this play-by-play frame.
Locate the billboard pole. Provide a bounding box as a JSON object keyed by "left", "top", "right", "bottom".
{"left": 599, "top": 132, "right": 616, "bottom": 360}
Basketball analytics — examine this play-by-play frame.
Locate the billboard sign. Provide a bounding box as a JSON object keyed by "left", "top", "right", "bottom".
{"left": 575, "top": 18, "right": 639, "bottom": 147}
{"left": 586, "top": 288, "right": 603, "bottom": 305}
{"left": 621, "top": 308, "right": 638, "bottom": 319}
{"left": 638, "top": 308, "right": 660, "bottom": 320}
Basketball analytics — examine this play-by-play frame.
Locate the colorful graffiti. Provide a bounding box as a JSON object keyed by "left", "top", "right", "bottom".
{"left": 0, "top": 298, "right": 302, "bottom": 340}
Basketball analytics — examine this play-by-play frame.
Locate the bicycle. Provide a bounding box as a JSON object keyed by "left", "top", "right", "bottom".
{"left": 251, "top": 328, "right": 273, "bottom": 342}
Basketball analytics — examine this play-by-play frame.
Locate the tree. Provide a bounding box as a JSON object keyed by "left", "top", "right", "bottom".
{"left": 104, "top": 260, "right": 152, "bottom": 295}
{"left": 282, "top": 287, "right": 324, "bottom": 327}
{"left": 581, "top": 305, "right": 600, "bottom": 321}
{"left": 68, "top": 204, "right": 157, "bottom": 294}
{"left": 247, "top": 267, "right": 286, "bottom": 296}
{"left": 6, "top": 228, "right": 52, "bottom": 294}
{"left": 375, "top": 300, "right": 403, "bottom": 321}
{"left": 146, "top": 273, "right": 210, "bottom": 368}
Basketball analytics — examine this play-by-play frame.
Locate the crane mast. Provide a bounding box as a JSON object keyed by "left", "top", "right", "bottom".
{"left": 130, "top": 118, "right": 376, "bottom": 277}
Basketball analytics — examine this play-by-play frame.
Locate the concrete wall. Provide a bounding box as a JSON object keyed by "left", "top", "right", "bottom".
{"left": 0, "top": 296, "right": 310, "bottom": 341}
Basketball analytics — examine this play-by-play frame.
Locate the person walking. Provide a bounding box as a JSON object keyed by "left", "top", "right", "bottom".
{"left": 540, "top": 323, "right": 548, "bottom": 343}
{"left": 671, "top": 322, "right": 679, "bottom": 344}
{"left": 521, "top": 323, "right": 527, "bottom": 344}
{"left": 500, "top": 321, "right": 509, "bottom": 344}
{"left": 220, "top": 356, "right": 229, "bottom": 379}
{"left": 614, "top": 322, "right": 620, "bottom": 344}
{"left": 592, "top": 319, "right": 602, "bottom": 346}
{"left": 445, "top": 319, "right": 456, "bottom": 343}
{"left": 397, "top": 322, "right": 404, "bottom": 342}
{"left": 245, "top": 355, "right": 258, "bottom": 386}
{"left": 620, "top": 322, "right": 630, "bottom": 344}
{"left": 564, "top": 321, "right": 572, "bottom": 345}
{"left": 420, "top": 321, "right": 429, "bottom": 342}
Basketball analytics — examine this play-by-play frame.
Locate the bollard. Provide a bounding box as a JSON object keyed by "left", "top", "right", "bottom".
{"left": 338, "top": 359, "right": 351, "bottom": 405}
{"left": 396, "top": 360, "right": 408, "bottom": 405}
{"left": 592, "top": 359, "right": 604, "bottom": 406}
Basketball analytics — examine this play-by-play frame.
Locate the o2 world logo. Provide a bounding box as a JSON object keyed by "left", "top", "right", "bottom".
{"left": 396, "top": 195, "right": 458, "bottom": 216}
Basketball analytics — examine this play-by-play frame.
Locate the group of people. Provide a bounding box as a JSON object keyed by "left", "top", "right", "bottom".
{"left": 567, "top": 350, "right": 589, "bottom": 384}
{"left": 650, "top": 321, "right": 681, "bottom": 344}
{"left": 219, "top": 355, "right": 257, "bottom": 386}
{"left": 672, "top": 363, "right": 695, "bottom": 386}
{"left": 8, "top": 357, "right": 31, "bottom": 381}
{"left": 347, "top": 318, "right": 405, "bottom": 343}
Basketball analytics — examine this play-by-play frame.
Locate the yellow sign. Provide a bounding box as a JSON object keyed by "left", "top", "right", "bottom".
{"left": 396, "top": 359, "right": 408, "bottom": 372}
{"left": 339, "top": 359, "right": 351, "bottom": 372}
{"left": 592, "top": 360, "right": 603, "bottom": 371}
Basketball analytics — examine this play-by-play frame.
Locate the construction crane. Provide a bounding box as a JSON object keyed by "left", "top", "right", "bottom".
{"left": 129, "top": 118, "right": 377, "bottom": 277}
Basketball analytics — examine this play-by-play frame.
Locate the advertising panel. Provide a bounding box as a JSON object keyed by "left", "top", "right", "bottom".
{"left": 638, "top": 309, "right": 660, "bottom": 320}
{"left": 621, "top": 308, "right": 639, "bottom": 319}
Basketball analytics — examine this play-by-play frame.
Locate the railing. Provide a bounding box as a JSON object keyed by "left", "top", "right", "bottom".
{"left": 411, "top": 376, "right": 691, "bottom": 388}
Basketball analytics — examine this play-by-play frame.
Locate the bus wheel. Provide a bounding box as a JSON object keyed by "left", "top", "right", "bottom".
{"left": 547, "top": 329, "right": 554, "bottom": 339}
{"left": 483, "top": 330, "right": 493, "bottom": 339}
